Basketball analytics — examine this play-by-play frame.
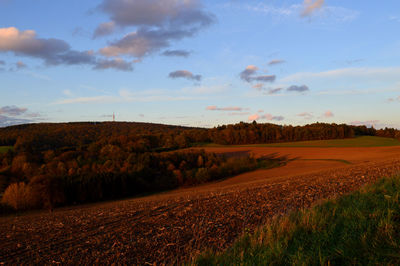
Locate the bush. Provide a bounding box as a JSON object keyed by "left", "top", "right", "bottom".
{"left": 1, "top": 182, "right": 33, "bottom": 210}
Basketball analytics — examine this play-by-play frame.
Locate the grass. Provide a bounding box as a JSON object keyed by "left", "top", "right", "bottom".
{"left": 0, "top": 146, "right": 13, "bottom": 153}
{"left": 203, "top": 136, "right": 400, "bottom": 148}
{"left": 195, "top": 175, "right": 400, "bottom": 265}
{"left": 299, "top": 158, "right": 352, "bottom": 164}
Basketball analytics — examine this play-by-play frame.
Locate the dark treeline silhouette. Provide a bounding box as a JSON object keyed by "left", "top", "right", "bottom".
{"left": 0, "top": 121, "right": 399, "bottom": 212}
{"left": 209, "top": 122, "right": 355, "bottom": 144}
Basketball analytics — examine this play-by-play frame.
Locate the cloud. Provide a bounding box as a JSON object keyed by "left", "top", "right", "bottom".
{"left": 253, "top": 75, "right": 276, "bottom": 82}
{"left": 323, "top": 110, "right": 334, "bottom": 118}
{"left": 63, "top": 89, "right": 73, "bottom": 96}
{"left": 0, "top": 105, "right": 42, "bottom": 127}
{"left": 16, "top": 61, "right": 26, "bottom": 69}
{"left": 0, "top": 105, "right": 27, "bottom": 116}
{"left": 0, "top": 27, "right": 95, "bottom": 65}
{"left": 0, "top": 27, "right": 131, "bottom": 71}
{"left": 240, "top": 65, "right": 258, "bottom": 82}
{"left": 301, "top": 0, "right": 324, "bottom": 17}
{"left": 97, "top": 0, "right": 215, "bottom": 58}
{"left": 281, "top": 67, "right": 400, "bottom": 83}
{"left": 169, "top": 70, "right": 201, "bottom": 81}
{"left": 54, "top": 89, "right": 195, "bottom": 104}
{"left": 248, "top": 113, "right": 284, "bottom": 121}
{"left": 0, "top": 60, "right": 5, "bottom": 65}
{"left": 252, "top": 83, "right": 264, "bottom": 90}
{"left": 206, "top": 106, "right": 243, "bottom": 111}
{"left": 243, "top": 2, "right": 357, "bottom": 23}
{"left": 346, "top": 59, "right": 364, "bottom": 65}
{"left": 387, "top": 96, "right": 400, "bottom": 102}
{"left": 297, "top": 112, "right": 313, "bottom": 119}
{"left": 240, "top": 65, "right": 276, "bottom": 83}
{"left": 93, "top": 21, "right": 116, "bottom": 38}
{"left": 93, "top": 58, "right": 133, "bottom": 71}
{"left": 161, "top": 49, "right": 191, "bottom": 57}
{"left": 267, "top": 88, "right": 283, "bottom": 94}
{"left": 268, "top": 59, "right": 285, "bottom": 65}
{"left": 0, "top": 115, "right": 34, "bottom": 127}
{"left": 181, "top": 84, "right": 230, "bottom": 95}
{"left": 287, "top": 85, "right": 309, "bottom": 92}
{"left": 100, "top": 27, "right": 202, "bottom": 58}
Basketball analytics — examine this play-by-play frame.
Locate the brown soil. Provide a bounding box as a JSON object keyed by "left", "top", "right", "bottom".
{"left": 1, "top": 146, "right": 400, "bottom": 264}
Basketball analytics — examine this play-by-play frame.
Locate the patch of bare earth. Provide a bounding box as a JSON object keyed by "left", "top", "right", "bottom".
{"left": 1, "top": 152, "right": 400, "bottom": 264}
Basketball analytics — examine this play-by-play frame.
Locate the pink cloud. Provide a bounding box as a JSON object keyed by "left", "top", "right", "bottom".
{"left": 248, "top": 114, "right": 260, "bottom": 121}
{"left": 301, "top": 0, "right": 325, "bottom": 17}
{"left": 323, "top": 110, "right": 334, "bottom": 118}
{"left": 248, "top": 113, "right": 284, "bottom": 121}
{"left": 206, "top": 106, "right": 243, "bottom": 111}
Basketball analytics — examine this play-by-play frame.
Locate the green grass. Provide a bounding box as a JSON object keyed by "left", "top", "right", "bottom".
{"left": 203, "top": 136, "right": 400, "bottom": 148}
{"left": 299, "top": 158, "right": 352, "bottom": 164}
{"left": 0, "top": 146, "right": 13, "bottom": 153}
{"left": 195, "top": 175, "right": 400, "bottom": 265}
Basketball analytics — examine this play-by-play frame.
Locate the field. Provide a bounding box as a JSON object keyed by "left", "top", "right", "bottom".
{"left": 204, "top": 136, "right": 400, "bottom": 148}
{"left": 2, "top": 138, "right": 400, "bottom": 264}
{"left": 197, "top": 175, "right": 400, "bottom": 265}
{"left": 0, "top": 146, "right": 12, "bottom": 153}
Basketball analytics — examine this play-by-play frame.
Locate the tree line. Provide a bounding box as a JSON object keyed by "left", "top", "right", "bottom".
{"left": 0, "top": 121, "right": 399, "bottom": 213}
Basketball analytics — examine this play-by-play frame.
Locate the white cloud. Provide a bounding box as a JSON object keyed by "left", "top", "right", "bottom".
{"left": 281, "top": 67, "right": 400, "bottom": 83}
{"left": 54, "top": 88, "right": 196, "bottom": 104}
{"left": 243, "top": 2, "right": 358, "bottom": 23}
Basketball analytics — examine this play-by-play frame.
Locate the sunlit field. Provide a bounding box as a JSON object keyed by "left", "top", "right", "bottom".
{"left": 203, "top": 136, "right": 400, "bottom": 148}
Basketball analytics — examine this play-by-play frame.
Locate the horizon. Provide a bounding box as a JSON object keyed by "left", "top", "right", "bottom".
{"left": 0, "top": 119, "right": 386, "bottom": 131}
{"left": 1, "top": 1, "right": 400, "bottom": 129}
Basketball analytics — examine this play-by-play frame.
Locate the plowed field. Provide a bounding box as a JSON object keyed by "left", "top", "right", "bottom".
{"left": 2, "top": 145, "right": 400, "bottom": 264}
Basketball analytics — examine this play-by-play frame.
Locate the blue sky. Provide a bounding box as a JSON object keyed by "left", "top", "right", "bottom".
{"left": 1, "top": 0, "right": 400, "bottom": 128}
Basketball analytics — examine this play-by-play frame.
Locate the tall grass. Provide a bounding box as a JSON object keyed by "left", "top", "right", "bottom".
{"left": 195, "top": 175, "right": 400, "bottom": 265}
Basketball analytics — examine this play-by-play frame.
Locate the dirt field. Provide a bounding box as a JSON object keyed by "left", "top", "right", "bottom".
{"left": 2, "top": 146, "right": 400, "bottom": 264}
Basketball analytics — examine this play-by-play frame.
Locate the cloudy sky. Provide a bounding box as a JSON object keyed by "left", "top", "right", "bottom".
{"left": 1, "top": 0, "right": 400, "bottom": 128}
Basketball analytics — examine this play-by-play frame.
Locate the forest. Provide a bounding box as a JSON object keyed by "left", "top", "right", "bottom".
{"left": 0, "top": 121, "right": 399, "bottom": 213}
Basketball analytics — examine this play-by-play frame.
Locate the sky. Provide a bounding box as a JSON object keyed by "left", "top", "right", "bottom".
{"left": 1, "top": 0, "right": 400, "bottom": 128}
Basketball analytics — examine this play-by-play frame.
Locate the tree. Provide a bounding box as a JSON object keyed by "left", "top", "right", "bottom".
{"left": 1, "top": 182, "right": 33, "bottom": 210}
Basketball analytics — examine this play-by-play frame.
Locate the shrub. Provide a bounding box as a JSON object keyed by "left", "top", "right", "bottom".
{"left": 1, "top": 182, "right": 33, "bottom": 210}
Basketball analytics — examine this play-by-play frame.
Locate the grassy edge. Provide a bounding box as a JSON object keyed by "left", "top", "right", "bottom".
{"left": 197, "top": 136, "right": 400, "bottom": 148}
{"left": 299, "top": 158, "right": 352, "bottom": 164}
{"left": 193, "top": 174, "right": 400, "bottom": 265}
